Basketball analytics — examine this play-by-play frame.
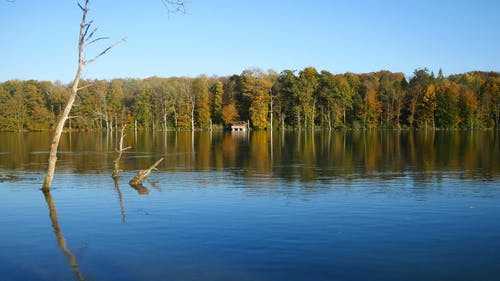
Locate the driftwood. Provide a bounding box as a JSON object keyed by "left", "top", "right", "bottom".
{"left": 0, "top": 174, "right": 20, "bottom": 182}
{"left": 129, "top": 158, "right": 164, "bottom": 187}
{"left": 112, "top": 125, "right": 131, "bottom": 179}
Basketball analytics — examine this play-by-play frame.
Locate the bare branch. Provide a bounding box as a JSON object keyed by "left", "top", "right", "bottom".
{"left": 82, "top": 21, "right": 94, "bottom": 40}
{"left": 161, "top": 0, "right": 186, "bottom": 14}
{"left": 84, "top": 25, "right": 98, "bottom": 42}
{"left": 77, "top": 2, "right": 85, "bottom": 11}
{"left": 84, "top": 37, "right": 127, "bottom": 65}
{"left": 77, "top": 83, "right": 93, "bottom": 91}
{"left": 85, "top": 36, "right": 110, "bottom": 46}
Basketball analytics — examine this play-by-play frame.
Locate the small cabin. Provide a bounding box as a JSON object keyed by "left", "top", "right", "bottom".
{"left": 230, "top": 121, "right": 248, "bottom": 131}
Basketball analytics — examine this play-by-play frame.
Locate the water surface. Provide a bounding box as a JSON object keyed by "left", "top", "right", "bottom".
{"left": 0, "top": 130, "right": 499, "bottom": 281}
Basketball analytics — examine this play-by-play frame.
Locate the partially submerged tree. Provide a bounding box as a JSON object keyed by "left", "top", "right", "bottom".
{"left": 42, "top": 0, "right": 126, "bottom": 191}
{"left": 112, "top": 125, "right": 131, "bottom": 178}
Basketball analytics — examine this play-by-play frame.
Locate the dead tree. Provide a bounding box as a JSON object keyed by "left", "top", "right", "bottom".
{"left": 112, "top": 125, "right": 130, "bottom": 218}
{"left": 112, "top": 125, "right": 131, "bottom": 178}
{"left": 42, "top": 0, "right": 185, "bottom": 191}
{"left": 42, "top": 0, "right": 126, "bottom": 191}
{"left": 129, "top": 158, "right": 164, "bottom": 187}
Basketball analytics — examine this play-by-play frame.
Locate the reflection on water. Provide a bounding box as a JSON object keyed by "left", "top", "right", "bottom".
{"left": 113, "top": 177, "right": 127, "bottom": 223}
{"left": 0, "top": 130, "right": 498, "bottom": 181}
{"left": 0, "top": 130, "right": 499, "bottom": 281}
{"left": 43, "top": 191, "right": 85, "bottom": 281}
{"left": 129, "top": 182, "right": 150, "bottom": 195}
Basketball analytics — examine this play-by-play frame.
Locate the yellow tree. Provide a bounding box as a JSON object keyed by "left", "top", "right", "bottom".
{"left": 420, "top": 84, "right": 437, "bottom": 129}
{"left": 240, "top": 69, "right": 272, "bottom": 129}
{"left": 221, "top": 104, "right": 239, "bottom": 126}
{"left": 460, "top": 88, "right": 479, "bottom": 129}
{"left": 362, "top": 87, "right": 382, "bottom": 129}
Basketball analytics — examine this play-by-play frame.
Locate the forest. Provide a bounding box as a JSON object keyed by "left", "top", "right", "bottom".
{"left": 0, "top": 67, "right": 499, "bottom": 132}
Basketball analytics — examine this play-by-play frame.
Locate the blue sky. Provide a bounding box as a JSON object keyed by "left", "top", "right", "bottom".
{"left": 1, "top": 0, "right": 499, "bottom": 82}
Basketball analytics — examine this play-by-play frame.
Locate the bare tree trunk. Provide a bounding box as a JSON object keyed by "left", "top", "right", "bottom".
{"left": 327, "top": 110, "right": 332, "bottom": 131}
{"left": 312, "top": 97, "right": 316, "bottom": 131}
{"left": 281, "top": 112, "right": 285, "bottom": 131}
{"left": 42, "top": 3, "right": 87, "bottom": 191}
{"left": 190, "top": 96, "right": 195, "bottom": 132}
{"left": 163, "top": 113, "right": 168, "bottom": 131}
{"left": 42, "top": 0, "right": 125, "bottom": 191}
{"left": 270, "top": 94, "right": 273, "bottom": 131}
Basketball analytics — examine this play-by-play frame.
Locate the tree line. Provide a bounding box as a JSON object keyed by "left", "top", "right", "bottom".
{"left": 0, "top": 67, "right": 499, "bottom": 132}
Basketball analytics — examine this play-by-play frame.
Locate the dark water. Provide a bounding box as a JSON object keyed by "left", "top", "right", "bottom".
{"left": 0, "top": 130, "right": 499, "bottom": 281}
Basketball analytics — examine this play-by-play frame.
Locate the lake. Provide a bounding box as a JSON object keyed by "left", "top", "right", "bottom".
{"left": 0, "top": 130, "right": 499, "bottom": 281}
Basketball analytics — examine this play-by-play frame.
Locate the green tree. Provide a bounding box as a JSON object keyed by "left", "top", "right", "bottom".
{"left": 277, "top": 70, "right": 300, "bottom": 128}
{"left": 317, "top": 71, "right": 336, "bottom": 130}
{"left": 435, "top": 81, "right": 460, "bottom": 128}
{"left": 376, "top": 72, "right": 405, "bottom": 128}
{"left": 298, "top": 67, "right": 320, "bottom": 129}
{"left": 132, "top": 83, "right": 154, "bottom": 129}
{"left": 480, "top": 77, "right": 500, "bottom": 128}
{"left": 108, "top": 79, "right": 125, "bottom": 129}
{"left": 406, "top": 68, "right": 434, "bottom": 127}
{"left": 4, "top": 81, "right": 28, "bottom": 131}
{"left": 210, "top": 80, "right": 224, "bottom": 125}
{"left": 193, "top": 76, "right": 211, "bottom": 128}
{"left": 176, "top": 78, "right": 195, "bottom": 130}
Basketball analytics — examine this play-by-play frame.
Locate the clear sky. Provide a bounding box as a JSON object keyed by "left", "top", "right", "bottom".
{"left": 1, "top": 0, "right": 499, "bottom": 82}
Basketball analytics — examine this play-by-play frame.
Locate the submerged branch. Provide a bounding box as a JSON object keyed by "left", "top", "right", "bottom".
{"left": 129, "top": 158, "right": 164, "bottom": 187}
{"left": 0, "top": 174, "right": 20, "bottom": 182}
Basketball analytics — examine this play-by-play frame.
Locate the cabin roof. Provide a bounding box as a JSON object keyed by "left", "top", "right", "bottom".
{"left": 231, "top": 121, "right": 247, "bottom": 126}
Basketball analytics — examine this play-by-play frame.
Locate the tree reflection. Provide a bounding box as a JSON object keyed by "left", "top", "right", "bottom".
{"left": 112, "top": 177, "right": 127, "bottom": 222}
{"left": 1, "top": 130, "right": 498, "bottom": 183}
{"left": 130, "top": 183, "right": 150, "bottom": 195}
{"left": 43, "top": 190, "right": 85, "bottom": 281}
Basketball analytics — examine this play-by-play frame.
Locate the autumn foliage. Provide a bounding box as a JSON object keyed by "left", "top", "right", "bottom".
{"left": 1, "top": 68, "right": 499, "bottom": 131}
